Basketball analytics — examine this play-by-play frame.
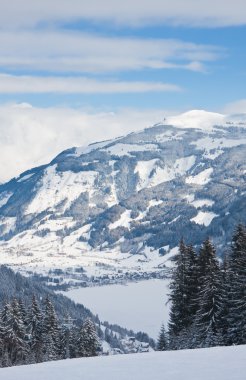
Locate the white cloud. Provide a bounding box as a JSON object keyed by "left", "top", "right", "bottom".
{"left": 0, "top": 31, "right": 220, "bottom": 74}
{"left": 0, "top": 103, "right": 171, "bottom": 182}
{"left": 223, "top": 99, "right": 246, "bottom": 114}
{"left": 0, "top": 74, "right": 181, "bottom": 94}
{"left": 1, "top": 0, "right": 246, "bottom": 28}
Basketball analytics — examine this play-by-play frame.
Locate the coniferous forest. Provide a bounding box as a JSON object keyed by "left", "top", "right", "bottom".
{"left": 157, "top": 224, "right": 246, "bottom": 351}
{"left": 0, "top": 295, "right": 99, "bottom": 367}
{"left": 0, "top": 224, "right": 245, "bottom": 368}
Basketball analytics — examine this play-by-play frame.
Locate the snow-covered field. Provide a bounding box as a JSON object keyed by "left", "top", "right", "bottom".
{"left": 62, "top": 279, "right": 170, "bottom": 339}
{"left": 1, "top": 345, "right": 245, "bottom": 380}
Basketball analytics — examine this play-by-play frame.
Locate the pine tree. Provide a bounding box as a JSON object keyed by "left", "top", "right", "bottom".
{"left": 18, "top": 298, "right": 27, "bottom": 328}
{"left": 227, "top": 224, "right": 246, "bottom": 345}
{"left": 1, "top": 300, "right": 27, "bottom": 365}
{"left": 26, "top": 295, "right": 44, "bottom": 362}
{"left": 78, "top": 318, "right": 99, "bottom": 357}
{"left": 42, "top": 297, "right": 60, "bottom": 361}
{"left": 0, "top": 311, "right": 5, "bottom": 366}
{"left": 218, "top": 255, "right": 231, "bottom": 345}
{"left": 67, "top": 326, "right": 78, "bottom": 359}
{"left": 194, "top": 238, "right": 223, "bottom": 347}
{"left": 168, "top": 239, "right": 188, "bottom": 339}
{"left": 168, "top": 240, "right": 199, "bottom": 348}
{"left": 157, "top": 324, "right": 168, "bottom": 351}
{"left": 185, "top": 244, "right": 199, "bottom": 322}
{"left": 11, "top": 298, "right": 28, "bottom": 364}
{"left": 59, "top": 314, "right": 74, "bottom": 359}
{"left": 59, "top": 325, "right": 70, "bottom": 359}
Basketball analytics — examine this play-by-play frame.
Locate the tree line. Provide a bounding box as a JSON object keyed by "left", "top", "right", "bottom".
{"left": 158, "top": 224, "right": 246, "bottom": 350}
{"left": 0, "top": 295, "right": 99, "bottom": 367}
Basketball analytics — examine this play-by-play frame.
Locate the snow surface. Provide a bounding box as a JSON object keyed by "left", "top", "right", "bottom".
{"left": 62, "top": 279, "right": 170, "bottom": 339}
{"left": 134, "top": 159, "right": 159, "bottom": 191}
{"left": 26, "top": 165, "right": 97, "bottom": 215}
{"left": 166, "top": 110, "right": 226, "bottom": 131}
{"left": 17, "top": 173, "right": 34, "bottom": 182}
{"left": 186, "top": 168, "right": 213, "bottom": 186}
{"left": 191, "top": 211, "right": 218, "bottom": 227}
{"left": 0, "top": 233, "right": 174, "bottom": 282}
{"left": 1, "top": 345, "right": 245, "bottom": 380}
{"left": 0, "top": 217, "right": 17, "bottom": 234}
{"left": 191, "top": 199, "right": 214, "bottom": 208}
{"left": 142, "top": 155, "right": 196, "bottom": 188}
{"left": 192, "top": 136, "right": 246, "bottom": 160}
{"left": 108, "top": 210, "right": 132, "bottom": 230}
{"left": 103, "top": 143, "right": 159, "bottom": 157}
{"left": 155, "top": 130, "right": 185, "bottom": 142}
{"left": 75, "top": 140, "right": 114, "bottom": 156}
{"left": 0, "top": 192, "right": 12, "bottom": 208}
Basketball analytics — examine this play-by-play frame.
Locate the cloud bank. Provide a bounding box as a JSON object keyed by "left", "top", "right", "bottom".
{"left": 223, "top": 99, "right": 246, "bottom": 114}
{"left": 0, "top": 74, "right": 181, "bottom": 94}
{"left": 0, "top": 103, "right": 169, "bottom": 183}
{"left": 1, "top": 100, "right": 245, "bottom": 183}
{"left": 0, "top": 31, "right": 220, "bottom": 74}
{"left": 1, "top": 0, "right": 246, "bottom": 28}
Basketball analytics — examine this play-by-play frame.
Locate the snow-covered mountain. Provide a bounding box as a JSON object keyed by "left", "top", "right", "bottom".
{"left": 0, "top": 110, "right": 246, "bottom": 282}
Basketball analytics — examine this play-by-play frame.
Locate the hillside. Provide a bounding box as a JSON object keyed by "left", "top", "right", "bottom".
{"left": 0, "top": 265, "right": 94, "bottom": 322}
{"left": 1, "top": 344, "right": 245, "bottom": 380}
{"left": 0, "top": 266, "right": 155, "bottom": 354}
{"left": 0, "top": 110, "right": 246, "bottom": 284}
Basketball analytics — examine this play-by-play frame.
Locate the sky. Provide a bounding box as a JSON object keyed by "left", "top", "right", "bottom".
{"left": 0, "top": 0, "right": 246, "bottom": 182}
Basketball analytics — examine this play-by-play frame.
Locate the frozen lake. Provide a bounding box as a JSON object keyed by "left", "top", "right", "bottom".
{"left": 63, "top": 279, "right": 170, "bottom": 339}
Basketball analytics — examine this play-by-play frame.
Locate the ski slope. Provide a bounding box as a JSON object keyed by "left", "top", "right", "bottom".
{"left": 1, "top": 345, "right": 245, "bottom": 380}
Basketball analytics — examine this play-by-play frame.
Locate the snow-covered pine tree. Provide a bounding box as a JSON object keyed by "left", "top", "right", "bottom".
{"left": 227, "top": 224, "right": 246, "bottom": 345}
{"left": 58, "top": 314, "right": 74, "bottom": 360}
{"left": 157, "top": 324, "right": 168, "bottom": 351}
{"left": 11, "top": 298, "right": 28, "bottom": 364}
{"left": 194, "top": 238, "right": 223, "bottom": 347}
{"left": 185, "top": 244, "right": 199, "bottom": 323}
{"left": 59, "top": 325, "right": 71, "bottom": 359}
{"left": 1, "top": 300, "right": 27, "bottom": 365}
{"left": 18, "top": 298, "right": 27, "bottom": 328}
{"left": 168, "top": 239, "right": 188, "bottom": 342}
{"left": 168, "top": 240, "right": 199, "bottom": 348}
{"left": 0, "top": 310, "right": 5, "bottom": 366}
{"left": 42, "top": 297, "right": 60, "bottom": 361}
{"left": 26, "top": 295, "right": 44, "bottom": 363}
{"left": 218, "top": 255, "right": 231, "bottom": 345}
{"left": 0, "top": 302, "right": 12, "bottom": 366}
{"left": 78, "top": 318, "right": 99, "bottom": 357}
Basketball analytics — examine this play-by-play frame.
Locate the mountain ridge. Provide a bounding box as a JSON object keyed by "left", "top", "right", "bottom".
{"left": 0, "top": 110, "right": 245, "bottom": 283}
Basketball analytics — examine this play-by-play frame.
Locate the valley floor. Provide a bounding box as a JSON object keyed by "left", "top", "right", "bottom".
{"left": 62, "top": 278, "right": 170, "bottom": 339}
{"left": 1, "top": 345, "right": 245, "bottom": 380}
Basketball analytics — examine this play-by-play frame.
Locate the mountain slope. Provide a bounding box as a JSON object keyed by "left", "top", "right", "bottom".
{"left": 0, "top": 265, "right": 155, "bottom": 353}
{"left": 0, "top": 110, "right": 246, "bottom": 281}
{"left": 1, "top": 345, "right": 245, "bottom": 380}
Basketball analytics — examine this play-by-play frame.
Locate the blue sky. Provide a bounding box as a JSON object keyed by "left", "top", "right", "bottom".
{"left": 0, "top": 0, "right": 245, "bottom": 112}
{"left": 0, "top": 1, "right": 246, "bottom": 182}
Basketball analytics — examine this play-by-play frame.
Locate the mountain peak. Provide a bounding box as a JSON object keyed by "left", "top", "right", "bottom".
{"left": 165, "top": 109, "right": 225, "bottom": 130}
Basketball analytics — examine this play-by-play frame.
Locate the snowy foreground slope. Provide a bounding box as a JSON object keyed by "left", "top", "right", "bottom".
{"left": 0, "top": 110, "right": 246, "bottom": 283}
{"left": 1, "top": 345, "right": 245, "bottom": 380}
